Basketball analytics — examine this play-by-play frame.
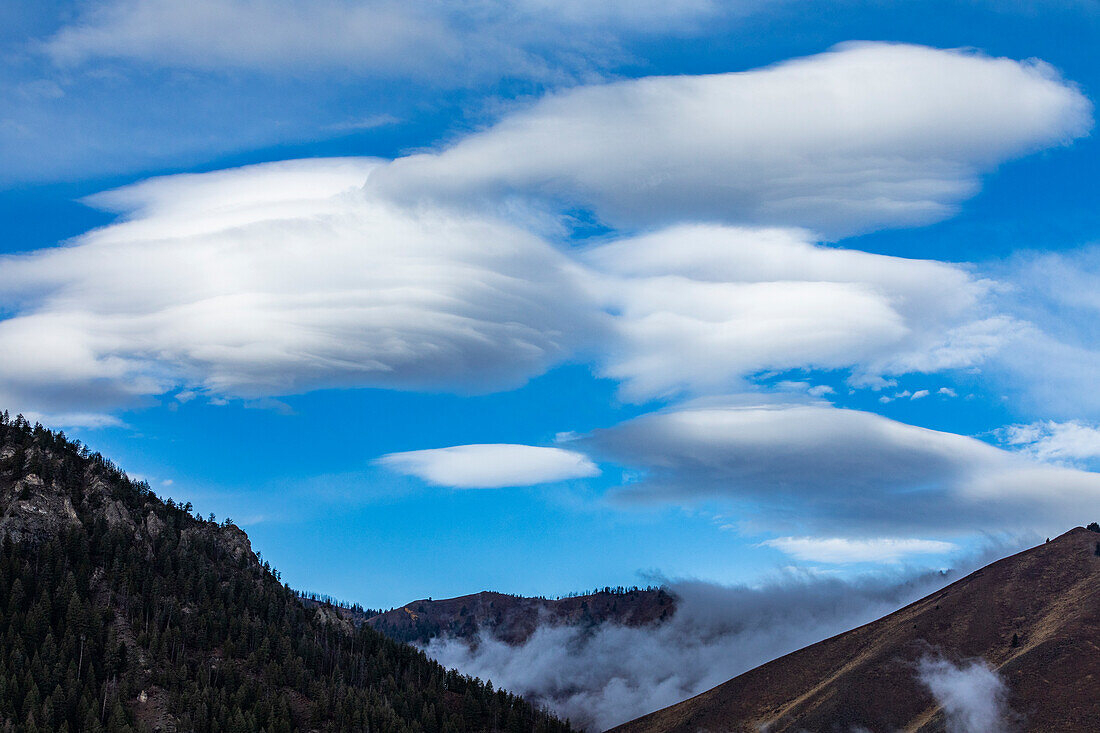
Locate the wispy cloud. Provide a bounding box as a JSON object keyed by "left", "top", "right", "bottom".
{"left": 421, "top": 542, "right": 1024, "bottom": 730}
{"left": 999, "top": 419, "right": 1100, "bottom": 466}
{"left": 917, "top": 655, "right": 1017, "bottom": 733}
{"left": 41, "top": 0, "right": 728, "bottom": 80}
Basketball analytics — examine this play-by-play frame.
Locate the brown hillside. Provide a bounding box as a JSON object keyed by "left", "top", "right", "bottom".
{"left": 366, "top": 588, "right": 676, "bottom": 645}
{"left": 613, "top": 528, "right": 1100, "bottom": 733}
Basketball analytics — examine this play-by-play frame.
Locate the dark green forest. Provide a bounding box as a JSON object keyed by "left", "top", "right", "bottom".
{"left": 0, "top": 412, "right": 573, "bottom": 732}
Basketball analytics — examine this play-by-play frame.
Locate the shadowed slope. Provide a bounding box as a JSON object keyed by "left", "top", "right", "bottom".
{"left": 365, "top": 588, "right": 676, "bottom": 646}
{"left": 613, "top": 529, "right": 1100, "bottom": 733}
{"left": 0, "top": 414, "right": 573, "bottom": 732}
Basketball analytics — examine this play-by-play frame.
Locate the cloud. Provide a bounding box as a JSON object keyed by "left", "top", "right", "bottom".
{"left": 587, "top": 399, "right": 1100, "bottom": 535}
{"left": 760, "top": 536, "right": 957, "bottom": 563}
{"left": 580, "top": 224, "right": 1008, "bottom": 400}
{"left": 421, "top": 544, "right": 1024, "bottom": 731}
{"left": 373, "top": 42, "right": 1091, "bottom": 236}
{"left": 1, "top": 46, "right": 1090, "bottom": 428}
{"left": 4, "top": 0, "right": 751, "bottom": 184}
{"left": 15, "top": 411, "right": 127, "bottom": 430}
{"left": 987, "top": 246, "right": 1100, "bottom": 419}
{"left": 917, "top": 655, "right": 1016, "bottom": 733}
{"left": 0, "top": 158, "right": 597, "bottom": 414}
{"left": 0, "top": 163, "right": 1021, "bottom": 419}
{"left": 377, "top": 444, "right": 600, "bottom": 488}
{"left": 42, "top": 0, "right": 725, "bottom": 80}
{"left": 999, "top": 420, "right": 1100, "bottom": 467}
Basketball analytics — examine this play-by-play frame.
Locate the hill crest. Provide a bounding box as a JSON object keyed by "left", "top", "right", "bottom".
{"left": 361, "top": 588, "right": 675, "bottom": 646}
{"left": 613, "top": 527, "right": 1100, "bottom": 732}
{"left": 0, "top": 413, "right": 573, "bottom": 732}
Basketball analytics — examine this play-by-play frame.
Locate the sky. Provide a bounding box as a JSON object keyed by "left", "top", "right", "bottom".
{"left": 2, "top": 0, "right": 1100, "bottom": 610}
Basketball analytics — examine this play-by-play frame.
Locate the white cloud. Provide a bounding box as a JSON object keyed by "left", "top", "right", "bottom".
{"left": 581, "top": 224, "right": 1008, "bottom": 400}
{"left": 1, "top": 45, "right": 1091, "bottom": 423}
{"left": 43, "top": 0, "right": 725, "bottom": 80}
{"left": 0, "top": 158, "right": 597, "bottom": 415}
{"left": 587, "top": 399, "right": 1100, "bottom": 535}
{"left": 374, "top": 42, "right": 1091, "bottom": 236}
{"left": 987, "top": 246, "right": 1100, "bottom": 418}
{"left": 999, "top": 420, "right": 1100, "bottom": 466}
{"left": 5, "top": 0, "right": 763, "bottom": 185}
{"left": 760, "top": 536, "right": 957, "bottom": 563}
{"left": 46, "top": 1, "right": 466, "bottom": 76}
{"left": 421, "top": 546, "right": 1024, "bottom": 730}
{"left": 917, "top": 655, "right": 1015, "bottom": 733}
{"left": 911, "top": 389, "right": 931, "bottom": 399}
{"left": 0, "top": 165, "right": 1022, "bottom": 418}
{"left": 16, "top": 410, "right": 128, "bottom": 430}
{"left": 377, "top": 444, "right": 600, "bottom": 488}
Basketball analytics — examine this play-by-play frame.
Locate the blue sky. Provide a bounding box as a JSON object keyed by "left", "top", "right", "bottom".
{"left": 3, "top": 0, "right": 1100, "bottom": 609}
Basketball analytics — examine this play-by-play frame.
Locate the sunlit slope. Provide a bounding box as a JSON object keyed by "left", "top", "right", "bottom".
{"left": 612, "top": 528, "right": 1100, "bottom": 732}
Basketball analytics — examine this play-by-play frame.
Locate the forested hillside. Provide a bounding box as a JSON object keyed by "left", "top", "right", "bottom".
{"left": 364, "top": 588, "right": 675, "bottom": 646}
{"left": 0, "top": 413, "right": 573, "bottom": 733}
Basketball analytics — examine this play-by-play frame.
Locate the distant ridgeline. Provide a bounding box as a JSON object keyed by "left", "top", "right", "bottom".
{"left": 0, "top": 413, "right": 574, "bottom": 733}
{"left": 363, "top": 588, "right": 677, "bottom": 647}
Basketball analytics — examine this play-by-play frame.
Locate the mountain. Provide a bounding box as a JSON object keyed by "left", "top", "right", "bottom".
{"left": 0, "top": 413, "right": 573, "bottom": 733}
{"left": 613, "top": 528, "right": 1100, "bottom": 733}
{"left": 361, "top": 588, "right": 676, "bottom": 646}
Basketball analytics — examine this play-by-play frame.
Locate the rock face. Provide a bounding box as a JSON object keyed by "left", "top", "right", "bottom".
{"left": 0, "top": 430, "right": 247, "bottom": 562}
{"left": 364, "top": 588, "right": 676, "bottom": 646}
{"left": 0, "top": 472, "right": 81, "bottom": 544}
{"left": 613, "top": 528, "right": 1100, "bottom": 733}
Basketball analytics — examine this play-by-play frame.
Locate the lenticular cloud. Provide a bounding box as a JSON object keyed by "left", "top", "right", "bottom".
{"left": 587, "top": 399, "right": 1100, "bottom": 535}
{"left": 378, "top": 444, "right": 600, "bottom": 488}
{"left": 373, "top": 42, "right": 1091, "bottom": 236}
{"left": 0, "top": 43, "right": 1090, "bottom": 423}
{"left": 582, "top": 224, "right": 1008, "bottom": 400}
{"left": 0, "top": 159, "right": 597, "bottom": 414}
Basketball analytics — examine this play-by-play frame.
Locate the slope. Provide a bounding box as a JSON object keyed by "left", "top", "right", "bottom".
{"left": 0, "top": 413, "right": 573, "bottom": 733}
{"left": 613, "top": 528, "right": 1100, "bottom": 733}
{"left": 364, "top": 588, "right": 676, "bottom": 646}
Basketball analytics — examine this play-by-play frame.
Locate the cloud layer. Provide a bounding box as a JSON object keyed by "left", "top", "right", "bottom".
{"left": 43, "top": 0, "right": 724, "bottom": 81}
{"left": 422, "top": 551, "right": 1020, "bottom": 731}
{"left": 374, "top": 42, "right": 1091, "bottom": 235}
{"left": 0, "top": 166, "right": 1013, "bottom": 416}
{"left": 588, "top": 399, "right": 1100, "bottom": 535}
{"left": 582, "top": 224, "right": 1005, "bottom": 400}
{"left": 2, "top": 43, "right": 1098, "bottom": 550}
{"left": 0, "top": 158, "right": 597, "bottom": 413}
{"left": 988, "top": 246, "right": 1100, "bottom": 419}
{"left": 760, "top": 536, "right": 957, "bottom": 564}
{"left": 378, "top": 444, "right": 600, "bottom": 488}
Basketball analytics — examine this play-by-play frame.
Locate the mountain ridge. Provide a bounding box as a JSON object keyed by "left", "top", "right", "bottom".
{"left": 0, "top": 412, "right": 573, "bottom": 732}
{"left": 360, "top": 588, "right": 676, "bottom": 646}
{"left": 612, "top": 527, "right": 1100, "bottom": 732}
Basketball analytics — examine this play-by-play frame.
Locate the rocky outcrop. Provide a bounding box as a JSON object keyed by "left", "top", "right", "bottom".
{"left": 0, "top": 473, "right": 81, "bottom": 544}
